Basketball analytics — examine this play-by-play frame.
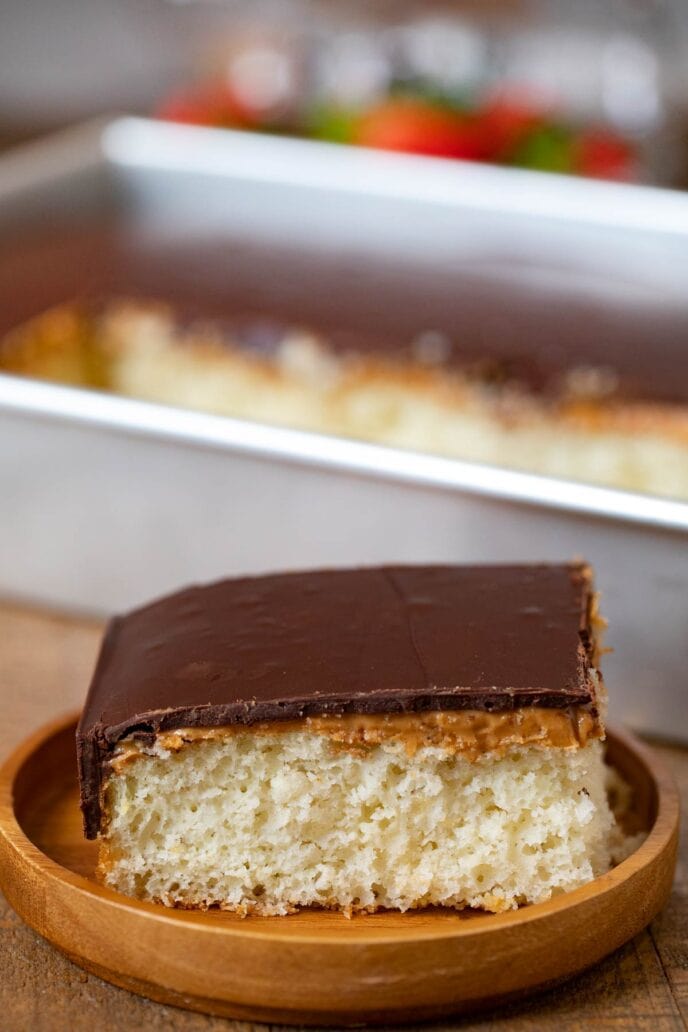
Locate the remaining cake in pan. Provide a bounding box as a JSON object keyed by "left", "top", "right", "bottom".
{"left": 3, "top": 300, "right": 688, "bottom": 500}
{"left": 78, "top": 563, "right": 630, "bottom": 916}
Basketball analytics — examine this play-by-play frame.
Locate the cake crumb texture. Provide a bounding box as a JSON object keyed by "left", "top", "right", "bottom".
{"left": 100, "top": 733, "right": 624, "bottom": 915}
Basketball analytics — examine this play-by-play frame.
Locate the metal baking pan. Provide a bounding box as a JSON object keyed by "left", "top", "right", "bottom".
{"left": 1, "top": 118, "right": 687, "bottom": 740}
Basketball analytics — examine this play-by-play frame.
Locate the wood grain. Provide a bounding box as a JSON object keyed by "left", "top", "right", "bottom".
{"left": 0, "top": 600, "right": 686, "bottom": 1031}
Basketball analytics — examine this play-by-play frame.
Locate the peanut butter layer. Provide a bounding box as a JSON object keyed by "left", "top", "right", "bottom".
{"left": 110, "top": 706, "right": 603, "bottom": 773}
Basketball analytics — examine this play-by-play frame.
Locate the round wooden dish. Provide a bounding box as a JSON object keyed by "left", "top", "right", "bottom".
{"left": 0, "top": 714, "right": 679, "bottom": 1026}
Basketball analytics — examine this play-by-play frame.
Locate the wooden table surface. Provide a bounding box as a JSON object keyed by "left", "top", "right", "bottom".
{"left": 0, "top": 601, "right": 686, "bottom": 1032}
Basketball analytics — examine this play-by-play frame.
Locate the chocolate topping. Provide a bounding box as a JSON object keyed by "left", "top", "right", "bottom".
{"left": 77, "top": 563, "right": 599, "bottom": 837}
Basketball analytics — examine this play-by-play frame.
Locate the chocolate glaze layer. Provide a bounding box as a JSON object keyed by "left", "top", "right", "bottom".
{"left": 77, "top": 563, "right": 599, "bottom": 837}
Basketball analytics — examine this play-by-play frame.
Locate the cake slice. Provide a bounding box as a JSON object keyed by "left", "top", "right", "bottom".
{"left": 77, "top": 563, "right": 621, "bottom": 915}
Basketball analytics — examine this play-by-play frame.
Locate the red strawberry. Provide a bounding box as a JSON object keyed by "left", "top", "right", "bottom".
{"left": 354, "top": 98, "right": 486, "bottom": 161}
{"left": 155, "top": 81, "right": 255, "bottom": 129}
{"left": 574, "top": 130, "right": 635, "bottom": 181}
{"left": 475, "top": 96, "right": 547, "bottom": 161}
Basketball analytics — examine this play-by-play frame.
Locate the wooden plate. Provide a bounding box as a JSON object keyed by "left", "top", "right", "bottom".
{"left": 0, "top": 714, "right": 679, "bottom": 1026}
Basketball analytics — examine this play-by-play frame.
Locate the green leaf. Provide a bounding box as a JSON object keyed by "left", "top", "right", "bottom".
{"left": 510, "top": 124, "right": 575, "bottom": 173}
{"left": 306, "top": 105, "right": 359, "bottom": 144}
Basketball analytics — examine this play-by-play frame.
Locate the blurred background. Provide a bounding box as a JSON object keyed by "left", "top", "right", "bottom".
{"left": 3, "top": 0, "right": 688, "bottom": 183}
{"left": 0, "top": 0, "right": 687, "bottom": 738}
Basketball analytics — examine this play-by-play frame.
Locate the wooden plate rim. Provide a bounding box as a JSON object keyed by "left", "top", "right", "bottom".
{"left": 0, "top": 711, "right": 680, "bottom": 946}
